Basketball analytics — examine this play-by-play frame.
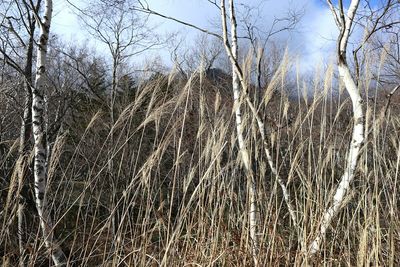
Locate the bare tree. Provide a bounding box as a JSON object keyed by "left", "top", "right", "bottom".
{"left": 69, "top": 0, "right": 162, "bottom": 258}
{"left": 169, "top": 33, "right": 223, "bottom": 77}
{"left": 69, "top": 0, "right": 159, "bottom": 109}
{"left": 352, "top": 0, "right": 400, "bottom": 85}
{"left": 309, "top": 0, "right": 364, "bottom": 255}
{"left": 368, "top": 5, "right": 400, "bottom": 86}
{"left": 220, "top": 0, "right": 260, "bottom": 264}
{"left": 31, "top": 0, "right": 67, "bottom": 264}
{"left": 239, "top": 2, "right": 302, "bottom": 93}
{"left": 133, "top": 2, "right": 301, "bottom": 263}
{"left": 308, "top": 0, "right": 400, "bottom": 256}
{"left": 0, "top": 1, "right": 42, "bottom": 264}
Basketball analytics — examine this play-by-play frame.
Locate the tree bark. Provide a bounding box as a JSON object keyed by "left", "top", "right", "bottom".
{"left": 309, "top": 0, "right": 364, "bottom": 255}
{"left": 221, "top": 1, "right": 259, "bottom": 265}
{"left": 17, "top": 1, "right": 42, "bottom": 265}
{"left": 31, "top": 0, "right": 67, "bottom": 265}
{"left": 17, "top": 43, "right": 34, "bottom": 267}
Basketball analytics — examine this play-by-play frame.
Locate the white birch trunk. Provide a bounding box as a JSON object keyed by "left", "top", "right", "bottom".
{"left": 32, "top": 0, "right": 67, "bottom": 265}
{"left": 221, "top": 1, "right": 259, "bottom": 265}
{"left": 138, "top": 0, "right": 297, "bottom": 230}
{"left": 220, "top": 1, "right": 300, "bottom": 262}
{"left": 242, "top": 93, "right": 298, "bottom": 228}
{"left": 309, "top": 0, "right": 363, "bottom": 255}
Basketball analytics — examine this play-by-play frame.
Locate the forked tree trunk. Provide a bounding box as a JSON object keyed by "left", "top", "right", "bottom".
{"left": 309, "top": 0, "right": 364, "bottom": 255}
{"left": 31, "top": 0, "right": 67, "bottom": 265}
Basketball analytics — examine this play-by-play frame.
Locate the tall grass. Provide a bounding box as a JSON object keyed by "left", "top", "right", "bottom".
{"left": 1, "top": 59, "right": 399, "bottom": 266}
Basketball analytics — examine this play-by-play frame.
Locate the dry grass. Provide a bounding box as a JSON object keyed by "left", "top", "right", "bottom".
{"left": 1, "top": 61, "right": 400, "bottom": 266}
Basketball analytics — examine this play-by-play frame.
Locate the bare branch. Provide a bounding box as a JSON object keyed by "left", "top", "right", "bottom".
{"left": 327, "top": 0, "right": 341, "bottom": 28}
{"left": 131, "top": 4, "right": 222, "bottom": 40}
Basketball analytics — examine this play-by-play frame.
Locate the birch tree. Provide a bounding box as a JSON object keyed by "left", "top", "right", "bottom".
{"left": 220, "top": 1, "right": 260, "bottom": 264}
{"left": 16, "top": 2, "right": 36, "bottom": 261}
{"left": 0, "top": 1, "right": 41, "bottom": 264}
{"left": 309, "top": 0, "right": 364, "bottom": 255}
{"left": 134, "top": 1, "right": 300, "bottom": 263}
{"left": 31, "top": 0, "right": 67, "bottom": 264}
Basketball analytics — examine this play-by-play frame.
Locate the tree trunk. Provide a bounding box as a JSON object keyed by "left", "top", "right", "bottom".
{"left": 31, "top": 0, "right": 67, "bottom": 265}
{"left": 17, "top": 3, "right": 39, "bottom": 264}
{"left": 221, "top": 0, "right": 259, "bottom": 265}
{"left": 309, "top": 0, "right": 363, "bottom": 255}
{"left": 17, "top": 76, "right": 33, "bottom": 267}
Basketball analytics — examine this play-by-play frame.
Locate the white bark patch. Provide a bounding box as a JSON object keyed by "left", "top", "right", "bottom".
{"left": 220, "top": 0, "right": 260, "bottom": 265}
{"left": 309, "top": 61, "right": 365, "bottom": 256}
{"left": 339, "top": 0, "right": 360, "bottom": 55}
{"left": 31, "top": 0, "right": 67, "bottom": 265}
{"left": 309, "top": 1, "right": 364, "bottom": 255}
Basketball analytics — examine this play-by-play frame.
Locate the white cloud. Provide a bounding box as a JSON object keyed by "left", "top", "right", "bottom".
{"left": 296, "top": 3, "right": 338, "bottom": 72}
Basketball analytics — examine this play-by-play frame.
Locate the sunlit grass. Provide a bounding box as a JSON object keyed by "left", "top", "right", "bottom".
{"left": 1, "top": 60, "right": 399, "bottom": 266}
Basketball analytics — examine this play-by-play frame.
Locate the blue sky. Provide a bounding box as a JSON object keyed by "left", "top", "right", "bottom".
{"left": 51, "top": 0, "right": 340, "bottom": 71}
